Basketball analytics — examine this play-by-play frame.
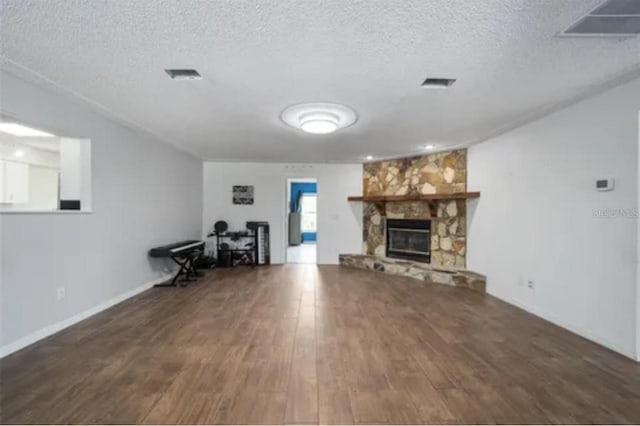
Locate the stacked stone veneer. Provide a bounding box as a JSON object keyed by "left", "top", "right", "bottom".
{"left": 363, "top": 149, "right": 467, "bottom": 268}
{"left": 339, "top": 254, "right": 486, "bottom": 293}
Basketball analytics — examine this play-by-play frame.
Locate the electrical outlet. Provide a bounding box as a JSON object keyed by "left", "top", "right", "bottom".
{"left": 527, "top": 280, "right": 534, "bottom": 289}
{"left": 56, "top": 287, "right": 66, "bottom": 301}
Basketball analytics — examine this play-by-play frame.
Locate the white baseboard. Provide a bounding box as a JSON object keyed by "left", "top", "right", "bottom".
{"left": 0, "top": 273, "right": 172, "bottom": 358}
{"left": 487, "top": 289, "right": 638, "bottom": 361}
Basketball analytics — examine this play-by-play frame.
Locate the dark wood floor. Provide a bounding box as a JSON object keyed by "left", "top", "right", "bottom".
{"left": 2, "top": 265, "right": 640, "bottom": 424}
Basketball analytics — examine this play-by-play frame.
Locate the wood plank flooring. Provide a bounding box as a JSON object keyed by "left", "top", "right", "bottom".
{"left": 2, "top": 265, "right": 640, "bottom": 424}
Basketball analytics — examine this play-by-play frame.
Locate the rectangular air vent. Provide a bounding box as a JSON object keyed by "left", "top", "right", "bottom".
{"left": 591, "top": 0, "right": 640, "bottom": 16}
{"left": 165, "top": 69, "right": 202, "bottom": 80}
{"left": 561, "top": 0, "right": 640, "bottom": 36}
{"left": 421, "top": 78, "right": 456, "bottom": 89}
{"left": 566, "top": 16, "right": 640, "bottom": 34}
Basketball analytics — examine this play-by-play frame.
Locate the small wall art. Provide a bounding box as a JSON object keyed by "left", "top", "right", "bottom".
{"left": 232, "top": 185, "right": 254, "bottom": 205}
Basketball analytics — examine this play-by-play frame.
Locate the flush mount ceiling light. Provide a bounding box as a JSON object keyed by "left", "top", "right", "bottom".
{"left": 423, "top": 144, "right": 435, "bottom": 150}
{"left": 0, "top": 123, "right": 55, "bottom": 137}
{"left": 281, "top": 102, "right": 358, "bottom": 135}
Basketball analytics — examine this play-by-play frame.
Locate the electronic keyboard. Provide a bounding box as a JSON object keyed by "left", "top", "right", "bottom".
{"left": 247, "top": 222, "right": 270, "bottom": 265}
{"left": 149, "top": 240, "right": 205, "bottom": 286}
{"left": 149, "top": 240, "right": 204, "bottom": 258}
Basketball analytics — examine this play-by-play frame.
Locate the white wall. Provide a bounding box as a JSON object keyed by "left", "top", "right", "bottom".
{"left": 467, "top": 77, "right": 640, "bottom": 360}
{"left": 203, "top": 162, "right": 362, "bottom": 264}
{"left": 0, "top": 70, "right": 203, "bottom": 354}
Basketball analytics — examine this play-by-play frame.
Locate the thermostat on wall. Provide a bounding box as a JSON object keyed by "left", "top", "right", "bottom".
{"left": 596, "top": 178, "right": 614, "bottom": 191}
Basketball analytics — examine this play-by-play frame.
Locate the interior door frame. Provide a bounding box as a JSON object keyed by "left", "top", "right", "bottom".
{"left": 283, "top": 176, "right": 318, "bottom": 264}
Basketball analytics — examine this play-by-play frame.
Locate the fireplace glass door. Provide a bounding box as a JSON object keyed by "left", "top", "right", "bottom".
{"left": 388, "top": 228, "right": 430, "bottom": 255}
{"left": 385, "top": 218, "right": 431, "bottom": 263}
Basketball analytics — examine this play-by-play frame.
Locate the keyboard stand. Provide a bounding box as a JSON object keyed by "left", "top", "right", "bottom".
{"left": 155, "top": 252, "right": 200, "bottom": 287}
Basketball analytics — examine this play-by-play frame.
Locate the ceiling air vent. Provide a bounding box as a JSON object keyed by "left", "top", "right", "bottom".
{"left": 591, "top": 0, "right": 640, "bottom": 15}
{"left": 165, "top": 69, "right": 202, "bottom": 80}
{"left": 561, "top": 0, "right": 640, "bottom": 36}
{"left": 421, "top": 78, "right": 456, "bottom": 89}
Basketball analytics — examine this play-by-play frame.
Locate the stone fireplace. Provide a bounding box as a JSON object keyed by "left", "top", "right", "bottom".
{"left": 339, "top": 148, "right": 487, "bottom": 293}
{"left": 362, "top": 149, "right": 467, "bottom": 267}
{"left": 385, "top": 218, "right": 431, "bottom": 263}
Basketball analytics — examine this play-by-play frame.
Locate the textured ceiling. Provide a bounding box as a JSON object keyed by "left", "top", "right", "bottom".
{"left": 1, "top": 0, "right": 639, "bottom": 162}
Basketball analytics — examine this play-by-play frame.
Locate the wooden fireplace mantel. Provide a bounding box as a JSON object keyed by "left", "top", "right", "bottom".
{"left": 347, "top": 191, "right": 480, "bottom": 202}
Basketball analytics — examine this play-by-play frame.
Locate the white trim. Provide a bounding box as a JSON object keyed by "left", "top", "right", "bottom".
{"left": 0, "top": 273, "right": 172, "bottom": 358}
{"left": 487, "top": 288, "right": 638, "bottom": 361}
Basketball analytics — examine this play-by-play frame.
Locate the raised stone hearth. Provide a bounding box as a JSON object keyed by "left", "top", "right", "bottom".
{"left": 339, "top": 254, "right": 486, "bottom": 293}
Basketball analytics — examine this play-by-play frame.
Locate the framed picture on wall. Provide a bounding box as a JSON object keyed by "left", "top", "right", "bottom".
{"left": 232, "top": 185, "right": 254, "bottom": 205}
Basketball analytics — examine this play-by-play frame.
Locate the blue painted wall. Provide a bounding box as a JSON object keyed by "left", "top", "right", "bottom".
{"left": 290, "top": 181, "right": 317, "bottom": 242}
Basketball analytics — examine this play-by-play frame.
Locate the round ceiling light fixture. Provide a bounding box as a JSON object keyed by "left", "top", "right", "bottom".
{"left": 281, "top": 102, "right": 357, "bottom": 135}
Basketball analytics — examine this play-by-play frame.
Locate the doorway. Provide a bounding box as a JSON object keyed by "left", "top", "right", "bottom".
{"left": 286, "top": 178, "right": 317, "bottom": 264}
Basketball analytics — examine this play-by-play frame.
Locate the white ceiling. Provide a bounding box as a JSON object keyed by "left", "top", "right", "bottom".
{"left": 1, "top": 0, "right": 639, "bottom": 162}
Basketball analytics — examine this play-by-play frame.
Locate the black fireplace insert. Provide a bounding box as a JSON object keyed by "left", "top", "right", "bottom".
{"left": 385, "top": 218, "right": 431, "bottom": 263}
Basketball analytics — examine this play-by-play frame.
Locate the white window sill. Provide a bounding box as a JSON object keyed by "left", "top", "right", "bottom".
{"left": 0, "top": 209, "right": 93, "bottom": 215}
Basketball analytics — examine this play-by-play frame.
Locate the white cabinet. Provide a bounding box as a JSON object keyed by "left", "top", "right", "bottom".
{"left": 0, "top": 160, "right": 29, "bottom": 204}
